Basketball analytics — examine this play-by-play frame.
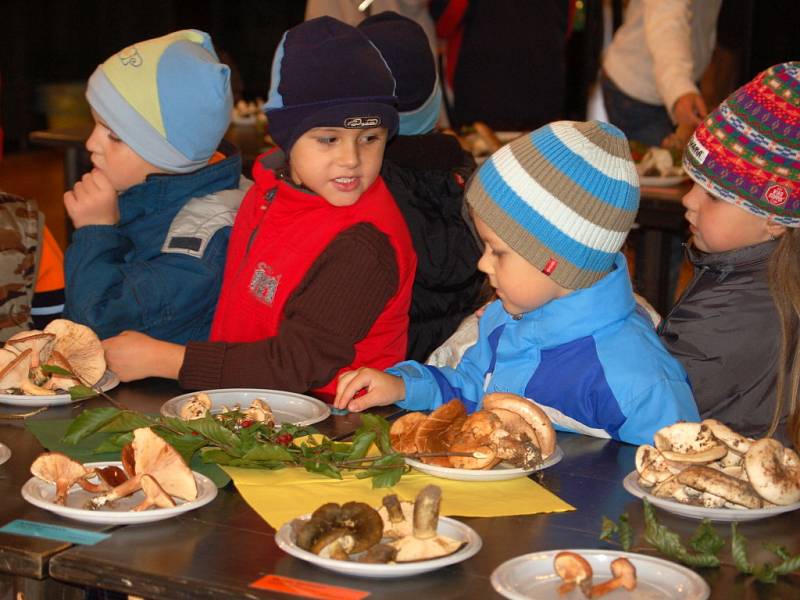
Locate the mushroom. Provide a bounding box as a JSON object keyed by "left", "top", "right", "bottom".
{"left": 245, "top": 398, "right": 275, "bottom": 426}
{"left": 703, "top": 418, "right": 751, "bottom": 455}
{"left": 389, "top": 412, "right": 427, "bottom": 453}
{"left": 488, "top": 427, "right": 543, "bottom": 469}
{"left": 359, "top": 543, "right": 398, "bottom": 564}
{"left": 42, "top": 350, "right": 81, "bottom": 391}
{"left": 448, "top": 429, "right": 499, "bottom": 469}
{"left": 44, "top": 319, "right": 106, "bottom": 386}
{"left": 295, "top": 501, "right": 384, "bottom": 560}
{"left": 132, "top": 475, "right": 177, "bottom": 511}
{"left": 0, "top": 348, "right": 32, "bottom": 391}
{"left": 482, "top": 393, "right": 557, "bottom": 458}
{"left": 553, "top": 551, "right": 593, "bottom": 596}
{"left": 676, "top": 465, "right": 763, "bottom": 509}
{"left": 414, "top": 399, "right": 468, "bottom": 467}
{"left": 390, "top": 485, "right": 463, "bottom": 562}
{"left": 744, "top": 438, "right": 800, "bottom": 506}
{"left": 378, "top": 494, "right": 414, "bottom": 539}
{"left": 652, "top": 476, "right": 693, "bottom": 503}
{"left": 4, "top": 331, "right": 56, "bottom": 368}
{"left": 30, "top": 452, "right": 100, "bottom": 504}
{"left": 179, "top": 392, "right": 212, "bottom": 420}
{"left": 635, "top": 444, "right": 676, "bottom": 485}
{"left": 589, "top": 557, "right": 637, "bottom": 598}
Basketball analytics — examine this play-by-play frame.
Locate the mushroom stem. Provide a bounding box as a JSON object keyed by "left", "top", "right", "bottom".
{"left": 413, "top": 485, "right": 442, "bottom": 540}
{"left": 382, "top": 494, "right": 405, "bottom": 524}
{"left": 589, "top": 557, "right": 637, "bottom": 598}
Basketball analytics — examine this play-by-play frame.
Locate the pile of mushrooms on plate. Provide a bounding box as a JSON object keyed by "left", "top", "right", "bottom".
{"left": 0, "top": 319, "right": 106, "bottom": 395}
{"left": 635, "top": 419, "right": 800, "bottom": 509}
{"left": 391, "top": 393, "right": 556, "bottom": 469}
{"left": 292, "top": 485, "right": 462, "bottom": 563}
{"left": 178, "top": 392, "right": 275, "bottom": 427}
{"left": 30, "top": 427, "right": 197, "bottom": 511}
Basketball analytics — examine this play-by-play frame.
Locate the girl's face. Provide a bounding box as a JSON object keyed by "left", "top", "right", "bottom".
{"left": 474, "top": 214, "right": 570, "bottom": 316}
{"left": 85, "top": 110, "right": 163, "bottom": 192}
{"left": 289, "top": 126, "right": 388, "bottom": 207}
{"left": 682, "top": 184, "right": 774, "bottom": 253}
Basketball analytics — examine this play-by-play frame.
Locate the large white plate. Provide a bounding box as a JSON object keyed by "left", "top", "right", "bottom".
{"left": 276, "top": 514, "right": 482, "bottom": 578}
{"left": 0, "top": 370, "right": 120, "bottom": 407}
{"left": 21, "top": 461, "right": 217, "bottom": 525}
{"left": 0, "top": 442, "right": 10, "bottom": 466}
{"left": 639, "top": 173, "right": 689, "bottom": 187}
{"left": 405, "top": 445, "right": 563, "bottom": 482}
{"left": 491, "top": 549, "right": 709, "bottom": 599}
{"left": 623, "top": 471, "right": 800, "bottom": 522}
{"left": 161, "top": 388, "right": 330, "bottom": 426}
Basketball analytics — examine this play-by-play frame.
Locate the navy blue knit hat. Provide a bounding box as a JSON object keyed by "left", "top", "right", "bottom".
{"left": 265, "top": 16, "right": 399, "bottom": 152}
{"left": 358, "top": 11, "right": 442, "bottom": 135}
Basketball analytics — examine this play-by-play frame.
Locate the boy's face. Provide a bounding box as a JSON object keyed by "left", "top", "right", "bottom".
{"left": 289, "top": 126, "right": 388, "bottom": 206}
{"left": 682, "top": 184, "right": 773, "bottom": 253}
{"left": 85, "top": 111, "right": 163, "bottom": 192}
{"left": 474, "top": 214, "right": 570, "bottom": 316}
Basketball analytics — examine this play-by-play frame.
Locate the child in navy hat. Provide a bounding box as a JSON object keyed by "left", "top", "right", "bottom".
{"left": 102, "top": 17, "right": 417, "bottom": 403}
{"left": 63, "top": 30, "right": 245, "bottom": 344}
{"left": 358, "top": 11, "right": 484, "bottom": 362}
{"left": 335, "top": 120, "right": 699, "bottom": 445}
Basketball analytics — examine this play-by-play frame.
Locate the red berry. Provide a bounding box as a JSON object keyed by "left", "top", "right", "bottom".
{"left": 353, "top": 387, "right": 368, "bottom": 399}
{"left": 240, "top": 419, "right": 255, "bottom": 428}
{"left": 191, "top": 431, "right": 199, "bottom": 436}
{"left": 276, "top": 433, "right": 293, "bottom": 446}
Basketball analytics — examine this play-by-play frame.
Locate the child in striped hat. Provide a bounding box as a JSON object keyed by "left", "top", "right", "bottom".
{"left": 660, "top": 62, "right": 800, "bottom": 448}
{"left": 335, "top": 120, "right": 699, "bottom": 446}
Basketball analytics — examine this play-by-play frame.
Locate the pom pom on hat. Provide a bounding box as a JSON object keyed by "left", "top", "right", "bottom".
{"left": 86, "top": 30, "right": 232, "bottom": 174}
{"left": 264, "top": 16, "right": 399, "bottom": 152}
{"left": 466, "top": 121, "right": 640, "bottom": 290}
{"left": 683, "top": 61, "right": 800, "bottom": 226}
{"left": 358, "top": 11, "right": 442, "bottom": 135}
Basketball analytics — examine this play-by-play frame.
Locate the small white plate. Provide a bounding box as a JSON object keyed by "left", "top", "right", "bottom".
{"left": 276, "top": 514, "right": 482, "bottom": 578}
{"left": 0, "top": 442, "right": 10, "bottom": 466}
{"left": 623, "top": 471, "right": 800, "bottom": 522}
{"left": 160, "top": 388, "right": 330, "bottom": 426}
{"left": 405, "top": 445, "right": 563, "bottom": 482}
{"left": 21, "top": 461, "right": 217, "bottom": 525}
{"left": 491, "top": 549, "right": 709, "bottom": 599}
{"left": 639, "top": 174, "right": 689, "bottom": 187}
{"left": 0, "top": 370, "right": 120, "bottom": 407}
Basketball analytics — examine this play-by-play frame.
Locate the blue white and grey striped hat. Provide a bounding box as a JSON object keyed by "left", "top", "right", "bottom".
{"left": 466, "top": 121, "right": 639, "bottom": 289}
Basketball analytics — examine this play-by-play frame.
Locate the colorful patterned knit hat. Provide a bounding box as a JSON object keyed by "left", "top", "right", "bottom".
{"left": 265, "top": 16, "right": 399, "bottom": 153}
{"left": 684, "top": 62, "right": 800, "bottom": 226}
{"left": 466, "top": 121, "right": 639, "bottom": 290}
{"left": 87, "top": 30, "right": 232, "bottom": 174}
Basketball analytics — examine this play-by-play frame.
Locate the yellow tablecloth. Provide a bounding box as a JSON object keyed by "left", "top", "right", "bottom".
{"left": 222, "top": 463, "right": 574, "bottom": 530}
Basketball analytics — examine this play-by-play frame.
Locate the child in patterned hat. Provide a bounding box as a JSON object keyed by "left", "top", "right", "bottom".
{"left": 63, "top": 30, "right": 246, "bottom": 344}
{"left": 660, "top": 62, "right": 800, "bottom": 448}
{"left": 335, "top": 120, "right": 698, "bottom": 445}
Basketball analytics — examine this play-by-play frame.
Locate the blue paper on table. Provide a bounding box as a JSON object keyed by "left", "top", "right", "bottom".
{"left": 0, "top": 519, "right": 111, "bottom": 545}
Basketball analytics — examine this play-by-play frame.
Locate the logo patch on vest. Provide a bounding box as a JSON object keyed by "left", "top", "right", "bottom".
{"left": 249, "top": 262, "right": 281, "bottom": 306}
{"left": 686, "top": 136, "right": 709, "bottom": 165}
{"left": 343, "top": 116, "right": 381, "bottom": 129}
{"left": 118, "top": 46, "right": 143, "bottom": 67}
{"left": 763, "top": 184, "right": 789, "bottom": 207}
{"left": 542, "top": 258, "right": 558, "bottom": 276}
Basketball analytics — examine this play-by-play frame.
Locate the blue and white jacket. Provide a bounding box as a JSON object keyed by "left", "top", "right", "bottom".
{"left": 389, "top": 254, "right": 698, "bottom": 445}
{"left": 64, "top": 144, "right": 247, "bottom": 344}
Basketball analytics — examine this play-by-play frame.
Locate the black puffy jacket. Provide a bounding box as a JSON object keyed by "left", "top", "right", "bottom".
{"left": 381, "top": 132, "right": 485, "bottom": 362}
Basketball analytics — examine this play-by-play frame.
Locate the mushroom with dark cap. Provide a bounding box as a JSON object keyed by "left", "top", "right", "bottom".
{"left": 390, "top": 485, "right": 463, "bottom": 562}
{"left": 553, "top": 551, "right": 593, "bottom": 596}
{"left": 378, "top": 494, "right": 413, "bottom": 539}
{"left": 295, "top": 501, "right": 384, "bottom": 560}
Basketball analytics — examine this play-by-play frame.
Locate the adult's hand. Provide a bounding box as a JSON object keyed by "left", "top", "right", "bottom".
{"left": 102, "top": 331, "right": 185, "bottom": 382}
{"left": 63, "top": 169, "right": 120, "bottom": 229}
{"left": 672, "top": 93, "right": 708, "bottom": 130}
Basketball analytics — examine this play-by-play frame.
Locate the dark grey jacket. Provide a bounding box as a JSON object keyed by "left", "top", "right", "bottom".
{"left": 658, "top": 240, "right": 789, "bottom": 443}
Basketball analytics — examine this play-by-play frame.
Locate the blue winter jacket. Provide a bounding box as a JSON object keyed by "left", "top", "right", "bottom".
{"left": 64, "top": 146, "right": 243, "bottom": 343}
{"left": 389, "top": 254, "right": 698, "bottom": 445}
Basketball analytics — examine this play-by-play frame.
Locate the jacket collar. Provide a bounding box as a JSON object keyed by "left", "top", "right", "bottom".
{"left": 685, "top": 239, "right": 777, "bottom": 272}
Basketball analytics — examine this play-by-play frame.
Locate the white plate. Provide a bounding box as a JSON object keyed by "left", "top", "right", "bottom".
{"left": 405, "top": 445, "right": 563, "bottom": 481}
{"left": 0, "top": 370, "right": 120, "bottom": 407}
{"left": 0, "top": 442, "right": 10, "bottom": 466}
{"left": 623, "top": 471, "right": 800, "bottom": 522}
{"left": 21, "top": 461, "right": 217, "bottom": 525}
{"left": 160, "top": 388, "right": 330, "bottom": 426}
{"left": 639, "top": 174, "right": 689, "bottom": 187}
{"left": 492, "top": 549, "right": 709, "bottom": 599}
{"left": 276, "top": 514, "right": 482, "bottom": 578}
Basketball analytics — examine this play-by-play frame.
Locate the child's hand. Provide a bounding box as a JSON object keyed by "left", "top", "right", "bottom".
{"left": 63, "top": 169, "right": 120, "bottom": 228}
{"left": 334, "top": 368, "right": 405, "bottom": 412}
{"left": 102, "top": 331, "right": 185, "bottom": 382}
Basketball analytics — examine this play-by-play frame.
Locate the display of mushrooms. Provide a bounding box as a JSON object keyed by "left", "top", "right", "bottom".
{"left": 178, "top": 394, "right": 276, "bottom": 428}
{"left": 635, "top": 419, "right": 800, "bottom": 509}
{"left": 0, "top": 319, "right": 106, "bottom": 395}
{"left": 390, "top": 394, "right": 556, "bottom": 470}
{"left": 29, "top": 428, "right": 197, "bottom": 511}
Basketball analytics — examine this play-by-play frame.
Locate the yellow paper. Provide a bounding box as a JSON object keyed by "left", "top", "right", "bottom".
{"left": 223, "top": 463, "right": 574, "bottom": 530}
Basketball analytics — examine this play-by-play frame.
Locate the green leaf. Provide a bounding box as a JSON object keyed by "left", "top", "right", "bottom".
{"left": 304, "top": 460, "right": 342, "bottom": 480}
{"left": 93, "top": 431, "right": 133, "bottom": 454}
{"left": 356, "top": 413, "right": 393, "bottom": 454}
{"left": 618, "top": 513, "right": 633, "bottom": 551}
{"left": 731, "top": 523, "right": 753, "bottom": 574}
{"left": 186, "top": 417, "right": 243, "bottom": 456}
{"left": 69, "top": 384, "right": 99, "bottom": 400}
{"left": 369, "top": 466, "right": 404, "bottom": 488}
{"left": 764, "top": 542, "right": 792, "bottom": 562}
{"left": 753, "top": 563, "right": 777, "bottom": 584}
{"left": 158, "top": 433, "right": 207, "bottom": 464}
{"left": 346, "top": 431, "right": 376, "bottom": 461}
{"left": 200, "top": 448, "right": 236, "bottom": 465}
{"left": 689, "top": 520, "right": 724, "bottom": 556}
{"left": 62, "top": 407, "right": 121, "bottom": 444}
{"left": 242, "top": 443, "right": 293, "bottom": 462}
{"left": 98, "top": 411, "right": 153, "bottom": 433}
{"left": 773, "top": 553, "right": 800, "bottom": 576}
{"left": 41, "top": 364, "right": 73, "bottom": 376}
{"left": 599, "top": 516, "right": 618, "bottom": 542}
{"left": 643, "top": 499, "right": 719, "bottom": 568}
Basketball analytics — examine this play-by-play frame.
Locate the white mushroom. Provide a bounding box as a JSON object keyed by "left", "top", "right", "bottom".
{"left": 744, "top": 438, "right": 800, "bottom": 506}
{"left": 390, "top": 485, "right": 462, "bottom": 562}
{"left": 5, "top": 331, "right": 56, "bottom": 368}
{"left": 179, "top": 392, "right": 212, "bottom": 420}
{"left": 702, "top": 419, "right": 751, "bottom": 455}
{"left": 245, "top": 398, "right": 275, "bottom": 426}
{"left": 676, "top": 465, "right": 763, "bottom": 509}
{"left": 44, "top": 319, "right": 106, "bottom": 386}
{"left": 0, "top": 347, "right": 32, "bottom": 390}
{"left": 635, "top": 444, "right": 675, "bottom": 485}
{"left": 30, "top": 452, "right": 99, "bottom": 504}
{"left": 132, "top": 475, "right": 177, "bottom": 511}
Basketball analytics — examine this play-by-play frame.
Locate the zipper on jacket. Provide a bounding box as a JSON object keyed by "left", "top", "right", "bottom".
{"left": 659, "top": 264, "right": 710, "bottom": 331}
{"left": 234, "top": 186, "right": 277, "bottom": 282}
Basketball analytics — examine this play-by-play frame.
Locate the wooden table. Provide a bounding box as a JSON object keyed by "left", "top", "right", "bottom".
{"left": 2, "top": 380, "right": 799, "bottom": 599}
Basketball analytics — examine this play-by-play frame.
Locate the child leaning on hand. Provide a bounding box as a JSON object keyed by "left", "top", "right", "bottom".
{"left": 64, "top": 30, "right": 245, "bottom": 344}
{"left": 335, "top": 120, "right": 699, "bottom": 445}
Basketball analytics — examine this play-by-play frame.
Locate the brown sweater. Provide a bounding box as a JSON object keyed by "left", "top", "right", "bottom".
{"left": 179, "top": 223, "right": 398, "bottom": 391}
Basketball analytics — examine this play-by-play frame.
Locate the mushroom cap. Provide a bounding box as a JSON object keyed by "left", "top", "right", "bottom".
{"left": 554, "top": 551, "right": 593, "bottom": 583}
{"left": 635, "top": 444, "right": 675, "bottom": 485}
{"left": 487, "top": 407, "right": 539, "bottom": 444}
{"left": 481, "top": 393, "right": 556, "bottom": 458}
{"left": 702, "top": 419, "right": 751, "bottom": 454}
{"left": 414, "top": 399, "right": 467, "bottom": 467}
{"left": 609, "top": 557, "right": 637, "bottom": 590}
{"left": 744, "top": 438, "right": 800, "bottom": 506}
{"left": 43, "top": 319, "right": 106, "bottom": 385}
{"left": 676, "top": 465, "right": 763, "bottom": 509}
{"left": 389, "top": 412, "right": 427, "bottom": 453}
{"left": 5, "top": 331, "right": 56, "bottom": 368}
{"left": 246, "top": 398, "right": 275, "bottom": 426}
{"left": 30, "top": 451, "right": 91, "bottom": 504}
{"left": 654, "top": 422, "right": 716, "bottom": 454}
{"left": 0, "top": 347, "right": 32, "bottom": 389}
{"left": 42, "top": 350, "right": 80, "bottom": 391}
{"left": 448, "top": 430, "right": 499, "bottom": 469}
{"left": 179, "top": 392, "right": 212, "bottom": 420}
{"left": 132, "top": 427, "right": 197, "bottom": 501}
{"left": 296, "top": 501, "right": 384, "bottom": 556}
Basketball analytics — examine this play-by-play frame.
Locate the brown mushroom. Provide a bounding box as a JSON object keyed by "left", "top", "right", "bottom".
{"left": 245, "top": 398, "right": 275, "bottom": 426}
{"left": 30, "top": 452, "right": 97, "bottom": 504}
{"left": 553, "top": 551, "right": 593, "bottom": 596}
{"left": 295, "top": 501, "right": 384, "bottom": 560}
{"left": 359, "top": 543, "right": 398, "bottom": 564}
{"left": 390, "top": 485, "right": 463, "bottom": 562}
{"left": 414, "top": 399, "right": 467, "bottom": 466}
{"left": 482, "top": 393, "right": 557, "bottom": 458}
{"left": 132, "top": 475, "right": 177, "bottom": 511}
{"left": 389, "top": 412, "right": 426, "bottom": 453}
{"left": 44, "top": 319, "right": 106, "bottom": 386}
{"left": 378, "top": 494, "right": 414, "bottom": 539}
{"left": 589, "top": 557, "right": 637, "bottom": 598}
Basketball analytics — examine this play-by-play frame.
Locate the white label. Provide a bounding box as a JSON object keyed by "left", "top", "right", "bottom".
{"left": 686, "top": 136, "right": 710, "bottom": 165}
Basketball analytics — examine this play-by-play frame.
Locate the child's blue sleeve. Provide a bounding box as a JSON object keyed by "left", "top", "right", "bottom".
{"left": 616, "top": 379, "right": 699, "bottom": 445}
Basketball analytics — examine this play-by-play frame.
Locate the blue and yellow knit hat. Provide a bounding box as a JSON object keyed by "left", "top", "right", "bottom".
{"left": 86, "top": 30, "right": 232, "bottom": 174}
{"left": 466, "top": 121, "right": 640, "bottom": 289}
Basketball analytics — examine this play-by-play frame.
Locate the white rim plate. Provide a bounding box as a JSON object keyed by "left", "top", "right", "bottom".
{"left": 276, "top": 514, "right": 482, "bottom": 578}
{"left": 160, "top": 388, "right": 330, "bottom": 426}
{"left": 405, "top": 445, "right": 563, "bottom": 481}
{"left": 623, "top": 471, "right": 800, "bottom": 522}
{"left": 639, "top": 174, "right": 689, "bottom": 187}
{"left": 0, "top": 442, "right": 10, "bottom": 466}
{"left": 491, "top": 549, "right": 709, "bottom": 599}
{"left": 0, "top": 370, "right": 120, "bottom": 407}
{"left": 21, "top": 461, "right": 217, "bottom": 524}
